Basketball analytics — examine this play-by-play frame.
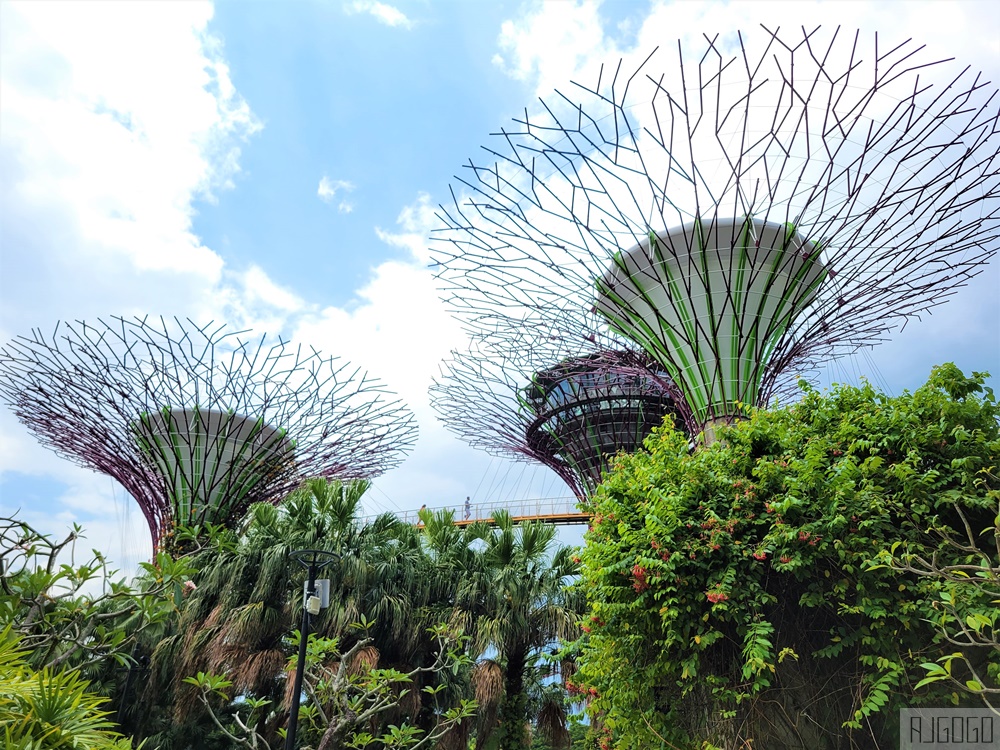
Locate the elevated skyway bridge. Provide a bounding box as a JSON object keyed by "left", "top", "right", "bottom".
{"left": 374, "top": 496, "right": 588, "bottom": 527}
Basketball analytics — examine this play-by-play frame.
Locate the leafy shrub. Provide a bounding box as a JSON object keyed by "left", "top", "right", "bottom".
{"left": 0, "top": 627, "right": 133, "bottom": 749}
{"left": 576, "top": 365, "right": 999, "bottom": 749}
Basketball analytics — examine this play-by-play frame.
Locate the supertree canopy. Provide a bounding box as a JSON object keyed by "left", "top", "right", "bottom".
{"left": 430, "top": 334, "right": 681, "bottom": 499}
{"left": 433, "top": 27, "right": 1000, "bottom": 436}
{"left": 0, "top": 316, "right": 417, "bottom": 548}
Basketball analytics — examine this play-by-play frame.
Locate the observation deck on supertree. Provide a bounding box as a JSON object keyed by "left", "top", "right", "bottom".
{"left": 0, "top": 316, "right": 417, "bottom": 550}
{"left": 433, "top": 27, "right": 1000, "bottom": 438}
{"left": 431, "top": 334, "right": 681, "bottom": 499}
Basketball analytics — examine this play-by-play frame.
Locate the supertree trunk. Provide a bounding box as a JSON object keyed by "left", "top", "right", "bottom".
{"left": 0, "top": 316, "right": 416, "bottom": 551}
{"left": 433, "top": 27, "right": 999, "bottom": 437}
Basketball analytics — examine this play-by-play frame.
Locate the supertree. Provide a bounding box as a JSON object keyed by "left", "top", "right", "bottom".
{"left": 0, "top": 316, "right": 417, "bottom": 550}
{"left": 433, "top": 27, "right": 1000, "bottom": 439}
{"left": 430, "top": 332, "right": 682, "bottom": 499}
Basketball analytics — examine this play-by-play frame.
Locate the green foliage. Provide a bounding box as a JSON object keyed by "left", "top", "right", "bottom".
{"left": 576, "top": 364, "right": 999, "bottom": 748}
{"left": 873, "top": 370, "right": 1000, "bottom": 707}
{"left": 439, "top": 511, "right": 582, "bottom": 750}
{"left": 0, "top": 627, "right": 133, "bottom": 749}
{"left": 0, "top": 516, "right": 211, "bottom": 746}
{"left": 187, "top": 624, "right": 476, "bottom": 750}
{"left": 0, "top": 517, "right": 196, "bottom": 675}
{"left": 149, "top": 479, "right": 491, "bottom": 747}
{"left": 1, "top": 477, "right": 582, "bottom": 748}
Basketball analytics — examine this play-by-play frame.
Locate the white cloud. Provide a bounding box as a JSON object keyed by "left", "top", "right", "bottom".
{"left": 344, "top": 0, "right": 413, "bottom": 30}
{"left": 0, "top": 1, "right": 261, "bottom": 338}
{"left": 493, "top": 0, "right": 613, "bottom": 97}
{"left": 210, "top": 264, "right": 308, "bottom": 335}
{"left": 295, "top": 193, "right": 464, "bottom": 413}
{"left": 0, "top": 2, "right": 564, "bottom": 569}
{"left": 493, "top": 1, "right": 1000, "bottom": 102}
{"left": 317, "top": 176, "right": 355, "bottom": 211}
{"left": 374, "top": 192, "right": 439, "bottom": 263}
{"left": 291, "top": 194, "right": 533, "bottom": 515}
{"left": 0, "top": 0, "right": 265, "bottom": 561}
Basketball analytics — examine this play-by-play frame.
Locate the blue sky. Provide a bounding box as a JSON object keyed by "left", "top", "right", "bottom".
{"left": 1, "top": 0, "right": 998, "bottom": 571}
{"left": 195, "top": 3, "right": 524, "bottom": 304}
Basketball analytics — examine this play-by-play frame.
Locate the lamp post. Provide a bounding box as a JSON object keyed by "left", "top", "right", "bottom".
{"left": 285, "top": 548, "right": 339, "bottom": 750}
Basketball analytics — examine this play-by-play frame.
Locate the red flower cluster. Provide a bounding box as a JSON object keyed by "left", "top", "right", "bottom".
{"left": 706, "top": 589, "right": 729, "bottom": 604}
{"left": 566, "top": 680, "right": 599, "bottom": 700}
{"left": 632, "top": 564, "right": 650, "bottom": 593}
{"left": 797, "top": 530, "right": 821, "bottom": 546}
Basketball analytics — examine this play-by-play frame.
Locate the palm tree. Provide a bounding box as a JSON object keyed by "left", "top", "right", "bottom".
{"left": 467, "top": 512, "right": 583, "bottom": 750}
{"left": 143, "top": 478, "right": 453, "bottom": 746}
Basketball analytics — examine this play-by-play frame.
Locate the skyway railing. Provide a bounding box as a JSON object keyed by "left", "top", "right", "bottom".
{"left": 387, "top": 496, "right": 587, "bottom": 526}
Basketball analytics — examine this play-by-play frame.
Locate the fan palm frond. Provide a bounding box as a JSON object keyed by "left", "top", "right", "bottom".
{"left": 537, "top": 691, "right": 570, "bottom": 749}
{"left": 471, "top": 658, "right": 504, "bottom": 707}
{"left": 349, "top": 645, "right": 380, "bottom": 676}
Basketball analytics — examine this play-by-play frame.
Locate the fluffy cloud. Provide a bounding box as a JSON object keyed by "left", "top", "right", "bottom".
{"left": 0, "top": 2, "right": 261, "bottom": 341}
{"left": 374, "top": 192, "right": 438, "bottom": 264}
{"left": 495, "top": 1, "right": 999, "bottom": 100}
{"left": 295, "top": 194, "right": 465, "bottom": 428}
{"left": 291, "top": 193, "right": 550, "bottom": 516}
{"left": 0, "top": 0, "right": 263, "bottom": 450}
{"left": 0, "top": 1, "right": 264, "bottom": 561}
{"left": 317, "top": 176, "right": 355, "bottom": 213}
{"left": 344, "top": 1, "right": 413, "bottom": 30}
{"left": 492, "top": 0, "right": 614, "bottom": 98}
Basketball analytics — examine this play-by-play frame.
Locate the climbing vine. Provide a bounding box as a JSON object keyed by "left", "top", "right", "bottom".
{"left": 575, "top": 364, "right": 999, "bottom": 749}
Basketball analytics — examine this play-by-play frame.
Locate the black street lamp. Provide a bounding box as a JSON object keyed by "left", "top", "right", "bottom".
{"left": 285, "top": 548, "right": 339, "bottom": 750}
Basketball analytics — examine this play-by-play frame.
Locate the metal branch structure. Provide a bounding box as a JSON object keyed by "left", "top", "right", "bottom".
{"left": 0, "top": 316, "right": 417, "bottom": 549}
{"left": 434, "top": 27, "right": 1000, "bottom": 435}
{"left": 431, "top": 334, "right": 682, "bottom": 499}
